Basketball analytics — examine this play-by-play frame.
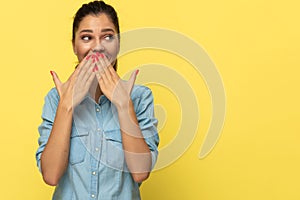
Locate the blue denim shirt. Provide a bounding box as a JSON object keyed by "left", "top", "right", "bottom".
{"left": 36, "top": 85, "right": 159, "bottom": 200}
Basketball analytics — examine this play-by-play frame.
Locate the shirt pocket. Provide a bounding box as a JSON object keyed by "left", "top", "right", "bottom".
{"left": 69, "top": 127, "right": 89, "bottom": 165}
{"left": 103, "top": 129, "right": 125, "bottom": 171}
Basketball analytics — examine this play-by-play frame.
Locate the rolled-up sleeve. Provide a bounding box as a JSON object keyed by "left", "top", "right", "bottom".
{"left": 36, "top": 88, "right": 59, "bottom": 172}
{"left": 133, "top": 86, "right": 160, "bottom": 170}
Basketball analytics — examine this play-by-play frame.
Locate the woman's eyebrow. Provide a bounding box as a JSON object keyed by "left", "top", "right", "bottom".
{"left": 101, "top": 28, "right": 115, "bottom": 33}
{"left": 79, "top": 28, "right": 114, "bottom": 33}
{"left": 80, "top": 29, "right": 93, "bottom": 33}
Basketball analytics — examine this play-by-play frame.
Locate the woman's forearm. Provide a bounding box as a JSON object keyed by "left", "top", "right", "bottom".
{"left": 117, "top": 99, "right": 152, "bottom": 183}
{"left": 40, "top": 99, "right": 73, "bottom": 186}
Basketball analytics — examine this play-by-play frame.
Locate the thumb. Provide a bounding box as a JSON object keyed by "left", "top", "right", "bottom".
{"left": 127, "top": 69, "right": 139, "bottom": 92}
{"left": 129, "top": 69, "right": 139, "bottom": 85}
{"left": 50, "top": 70, "right": 62, "bottom": 90}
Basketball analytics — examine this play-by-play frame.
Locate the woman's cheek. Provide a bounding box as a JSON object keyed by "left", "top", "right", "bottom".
{"left": 78, "top": 48, "right": 92, "bottom": 61}
{"left": 107, "top": 43, "right": 119, "bottom": 61}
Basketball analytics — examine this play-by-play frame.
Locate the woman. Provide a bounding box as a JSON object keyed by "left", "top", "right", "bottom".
{"left": 36, "top": 1, "right": 159, "bottom": 199}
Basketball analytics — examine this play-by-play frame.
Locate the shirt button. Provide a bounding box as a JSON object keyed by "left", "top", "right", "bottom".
{"left": 97, "top": 128, "right": 101, "bottom": 132}
{"left": 96, "top": 108, "right": 100, "bottom": 112}
{"left": 92, "top": 171, "right": 96, "bottom": 175}
{"left": 91, "top": 194, "right": 95, "bottom": 198}
{"left": 95, "top": 147, "right": 99, "bottom": 151}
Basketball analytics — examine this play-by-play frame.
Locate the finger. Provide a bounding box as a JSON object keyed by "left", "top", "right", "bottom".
{"left": 100, "top": 54, "right": 114, "bottom": 82}
{"left": 68, "top": 54, "right": 90, "bottom": 85}
{"left": 99, "top": 66, "right": 109, "bottom": 84}
{"left": 76, "top": 56, "right": 94, "bottom": 83}
{"left": 96, "top": 53, "right": 107, "bottom": 71}
{"left": 85, "top": 70, "right": 96, "bottom": 88}
{"left": 107, "top": 65, "right": 119, "bottom": 81}
{"left": 73, "top": 50, "right": 94, "bottom": 82}
{"left": 84, "top": 50, "right": 94, "bottom": 61}
{"left": 81, "top": 67, "right": 96, "bottom": 96}
{"left": 94, "top": 63, "right": 106, "bottom": 86}
{"left": 50, "top": 70, "right": 62, "bottom": 90}
{"left": 83, "top": 62, "right": 95, "bottom": 85}
{"left": 95, "top": 69, "right": 106, "bottom": 91}
{"left": 94, "top": 67, "right": 102, "bottom": 81}
{"left": 128, "top": 69, "right": 139, "bottom": 91}
{"left": 77, "top": 50, "right": 94, "bottom": 71}
{"left": 95, "top": 54, "right": 108, "bottom": 82}
{"left": 101, "top": 53, "right": 112, "bottom": 69}
{"left": 82, "top": 57, "right": 95, "bottom": 82}
{"left": 102, "top": 55, "right": 119, "bottom": 81}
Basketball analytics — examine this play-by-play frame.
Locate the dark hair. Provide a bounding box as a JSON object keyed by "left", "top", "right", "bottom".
{"left": 72, "top": 0, "right": 120, "bottom": 41}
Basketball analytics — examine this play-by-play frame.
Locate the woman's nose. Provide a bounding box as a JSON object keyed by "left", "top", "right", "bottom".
{"left": 92, "top": 40, "right": 105, "bottom": 52}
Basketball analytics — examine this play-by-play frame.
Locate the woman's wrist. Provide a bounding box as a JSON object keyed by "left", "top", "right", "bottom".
{"left": 115, "top": 96, "right": 132, "bottom": 111}
{"left": 58, "top": 97, "right": 74, "bottom": 113}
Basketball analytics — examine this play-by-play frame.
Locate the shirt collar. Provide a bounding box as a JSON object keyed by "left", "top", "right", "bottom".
{"left": 82, "top": 94, "right": 109, "bottom": 106}
{"left": 98, "top": 95, "right": 108, "bottom": 105}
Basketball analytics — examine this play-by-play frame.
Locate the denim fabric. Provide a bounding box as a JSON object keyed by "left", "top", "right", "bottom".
{"left": 36, "top": 85, "right": 159, "bottom": 200}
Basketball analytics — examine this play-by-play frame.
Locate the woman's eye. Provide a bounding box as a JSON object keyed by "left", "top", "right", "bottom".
{"left": 81, "top": 36, "right": 91, "bottom": 41}
{"left": 104, "top": 35, "right": 114, "bottom": 41}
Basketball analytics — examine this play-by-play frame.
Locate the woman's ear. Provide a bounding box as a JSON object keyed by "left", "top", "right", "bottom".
{"left": 117, "top": 41, "right": 120, "bottom": 55}
{"left": 72, "top": 41, "right": 77, "bottom": 55}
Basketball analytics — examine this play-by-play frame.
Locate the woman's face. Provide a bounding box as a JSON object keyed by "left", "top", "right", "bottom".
{"left": 73, "top": 14, "right": 119, "bottom": 64}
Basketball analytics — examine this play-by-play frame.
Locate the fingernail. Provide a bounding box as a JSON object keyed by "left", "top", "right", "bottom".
{"left": 86, "top": 55, "right": 91, "bottom": 60}
{"left": 136, "top": 69, "right": 139, "bottom": 75}
{"left": 100, "top": 53, "right": 105, "bottom": 58}
{"left": 93, "top": 65, "right": 98, "bottom": 72}
{"left": 50, "top": 71, "right": 54, "bottom": 76}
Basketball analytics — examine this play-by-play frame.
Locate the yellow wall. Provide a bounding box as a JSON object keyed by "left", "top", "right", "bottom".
{"left": 0, "top": 0, "right": 299, "bottom": 199}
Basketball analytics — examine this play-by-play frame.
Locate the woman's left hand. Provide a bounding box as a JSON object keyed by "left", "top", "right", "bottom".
{"left": 94, "top": 53, "right": 138, "bottom": 109}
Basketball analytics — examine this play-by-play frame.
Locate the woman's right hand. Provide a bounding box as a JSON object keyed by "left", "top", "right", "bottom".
{"left": 41, "top": 53, "right": 95, "bottom": 185}
{"left": 50, "top": 51, "right": 96, "bottom": 109}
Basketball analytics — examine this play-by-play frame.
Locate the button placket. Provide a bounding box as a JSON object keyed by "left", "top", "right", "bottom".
{"left": 89, "top": 104, "right": 102, "bottom": 200}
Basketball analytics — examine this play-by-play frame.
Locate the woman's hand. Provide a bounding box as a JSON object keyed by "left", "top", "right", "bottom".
{"left": 93, "top": 54, "right": 151, "bottom": 182}
{"left": 94, "top": 53, "right": 138, "bottom": 109}
{"left": 50, "top": 51, "right": 96, "bottom": 109}
{"left": 41, "top": 52, "right": 95, "bottom": 186}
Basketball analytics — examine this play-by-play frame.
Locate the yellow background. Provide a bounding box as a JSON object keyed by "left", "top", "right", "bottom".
{"left": 0, "top": 0, "right": 299, "bottom": 199}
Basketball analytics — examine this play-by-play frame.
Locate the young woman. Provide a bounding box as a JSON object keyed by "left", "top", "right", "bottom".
{"left": 36, "top": 1, "right": 159, "bottom": 199}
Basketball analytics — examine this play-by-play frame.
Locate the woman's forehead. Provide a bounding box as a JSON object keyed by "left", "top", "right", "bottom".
{"left": 78, "top": 14, "right": 116, "bottom": 32}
